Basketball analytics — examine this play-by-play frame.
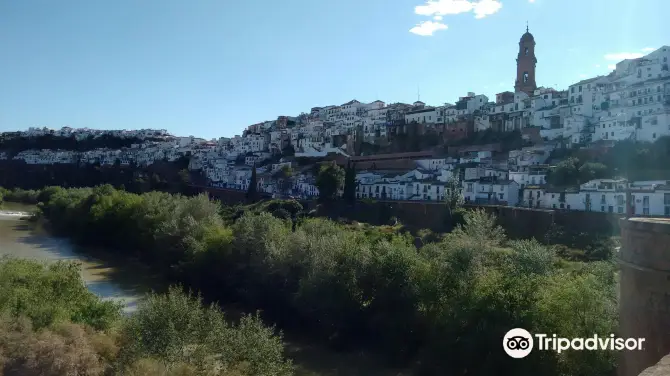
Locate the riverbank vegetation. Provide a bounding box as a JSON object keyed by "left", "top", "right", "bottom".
{"left": 0, "top": 257, "right": 293, "bottom": 376}
{"left": 5, "top": 184, "right": 619, "bottom": 376}
{"left": 0, "top": 187, "right": 40, "bottom": 205}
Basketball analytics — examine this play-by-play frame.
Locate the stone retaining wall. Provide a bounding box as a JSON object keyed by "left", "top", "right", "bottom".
{"left": 619, "top": 218, "right": 670, "bottom": 376}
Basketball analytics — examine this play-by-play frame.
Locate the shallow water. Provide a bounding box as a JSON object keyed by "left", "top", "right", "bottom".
{"left": 0, "top": 203, "right": 156, "bottom": 313}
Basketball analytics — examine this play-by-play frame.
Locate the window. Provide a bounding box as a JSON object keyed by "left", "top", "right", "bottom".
{"left": 618, "top": 207, "right": 624, "bottom": 214}
{"left": 467, "top": 183, "right": 473, "bottom": 192}
{"left": 523, "top": 72, "right": 529, "bottom": 83}
{"left": 608, "top": 206, "right": 613, "bottom": 213}
{"left": 664, "top": 193, "right": 670, "bottom": 206}
{"left": 643, "top": 196, "right": 650, "bottom": 206}
{"left": 643, "top": 208, "right": 650, "bottom": 215}
{"left": 524, "top": 47, "right": 528, "bottom": 55}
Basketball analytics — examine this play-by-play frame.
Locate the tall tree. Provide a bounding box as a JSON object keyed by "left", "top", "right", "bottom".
{"left": 444, "top": 176, "right": 464, "bottom": 216}
{"left": 246, "top": 164, "right": 258, "bottom": 202}
{"left": 546, "top": 157, "right": 581, "bottom": 187}
{"left": 343, "top": 161, "right": 357, "bottom": 204}
{"left": 277, "top": 165, "right": 293, "bottom": 194}
{"left": 178, "top": 169, "right": 191, "bottom": 194}
{"left": 315, "top": 162, "right": 345, "bottom": 202}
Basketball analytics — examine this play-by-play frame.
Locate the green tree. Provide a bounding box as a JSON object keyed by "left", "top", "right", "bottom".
{"left": 246, "top": 165, "right": 258, "bottom": 202}
{"left": 279, "top": 165, "right": 293, "bottom": 178}
{"left": 315, "top": 162, "right": 344, "bottom": 202}
{"left": 546, "top": 157, "right": 581, "bottom": 187}
{"left": 178, "top": 169, "right": 191, "bottom": 187}
{"left": 276, "top": 165, "right": 294, "bottom": 194}
{"left": 342, "top": 161, "right": 357, "bottom": 204}
{"left": 578, "top": 162, "right": 609, "bottom": 183}
{"left": 444, "top": 176, "right": 464, "bottom": 213}
{"left": 281, "top": 144, "right": 295, "bottom": 157}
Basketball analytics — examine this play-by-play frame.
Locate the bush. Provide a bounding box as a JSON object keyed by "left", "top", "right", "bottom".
{"left": 0, "top": 318, "right": 110, "bottom": 376}
{"left": 0, "top": 256, "right": 292, "bottom": 376}
{"left": 0, "top": 188, "right": 40, "bottom": 204}
{"left": 265, "top": 199, "right": 303, "bottom": 216}
{"left": 0, "top": 258, "right": 121, "bottom": 331}
{"left": 272, "top": 208, "right": 291, "bottom": 220}
{"left": 26, "top": 185, "right": 618, "bottom": 376}
{"left": 118, "top": 286, "right": 293, "bottom": 376}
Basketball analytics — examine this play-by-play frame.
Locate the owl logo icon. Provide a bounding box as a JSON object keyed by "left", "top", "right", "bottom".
{"left": 503, "top": 328, "right": 534, "bottom": 358}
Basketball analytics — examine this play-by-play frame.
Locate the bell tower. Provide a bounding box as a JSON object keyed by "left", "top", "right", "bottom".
{"left": 515, "top": 24, "right": 537, "bottom": 95}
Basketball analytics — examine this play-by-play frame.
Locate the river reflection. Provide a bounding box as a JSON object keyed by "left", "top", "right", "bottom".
{"left": 0, "top": 203, "right": 160, "bottom": 314}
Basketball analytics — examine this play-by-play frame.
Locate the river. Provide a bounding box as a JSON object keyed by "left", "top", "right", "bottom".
{"left": 0, "top": 202, "right": 409, "bottom": 376}
{"left": 0, "top": 202, "right": 160, "bottom": 314}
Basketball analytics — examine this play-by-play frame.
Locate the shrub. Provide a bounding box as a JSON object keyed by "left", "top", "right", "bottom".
{"left": 0, "top": 317, "right": 109, "bottom": 376}
{"left": 118, "top": 286, "right": 293, "bottom": 375}
{"left": 0, "top": 258, "right": 121, "bottom": 331}
{"left": 25, "top": 185, "right": 618, "bottom": 376}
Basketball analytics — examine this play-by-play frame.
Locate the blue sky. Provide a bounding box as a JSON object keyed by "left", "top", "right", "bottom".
{"left": 1, "top": 0, "right": 667, "bottom": 139}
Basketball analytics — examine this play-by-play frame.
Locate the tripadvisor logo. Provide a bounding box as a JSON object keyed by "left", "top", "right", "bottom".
{"left": 502, "top": 328, "right": 645, "bottom": 359}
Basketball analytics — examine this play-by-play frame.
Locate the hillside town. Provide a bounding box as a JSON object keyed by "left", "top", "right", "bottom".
{"left": 2, "top": 31, "right": 670, "bottom": 216}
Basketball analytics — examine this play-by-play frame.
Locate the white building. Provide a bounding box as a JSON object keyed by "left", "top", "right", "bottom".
{"left": 463, "top": 177, "right": 520, "bottom": 206}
